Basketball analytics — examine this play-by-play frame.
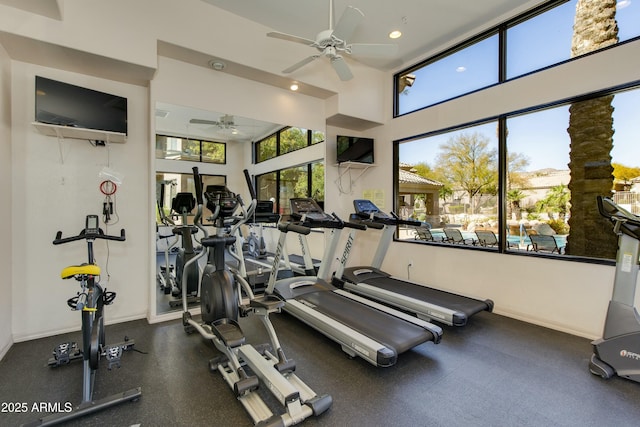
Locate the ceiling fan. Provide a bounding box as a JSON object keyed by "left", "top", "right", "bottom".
{"left": 267, "top": 0, "right": 398, "bottom": 81}
{"left": 189, "top": 114, "right": 239, "bottom": 134}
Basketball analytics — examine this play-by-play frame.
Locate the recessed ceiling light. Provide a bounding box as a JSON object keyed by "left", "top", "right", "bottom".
{"left": 389, "top": 30, "right": 402, "bottom": 39}
{"left": 290, "top": 83, "right": 299, "bottom": 91}
{"left": 208, "top": 59, "right": 226, "bottom": 71}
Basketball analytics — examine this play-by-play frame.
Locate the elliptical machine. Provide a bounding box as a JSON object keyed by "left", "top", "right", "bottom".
{"left": 170, "top": 191, "right": 201, "bottom": 307}
{"left": 156, "top": 180, "right": 178, "bottom": 295}
{"left": 589, "top": 196, "right": 640, "bottom": 383}
{"left": 181, "top": 167, "right": 331, "bottom": 426}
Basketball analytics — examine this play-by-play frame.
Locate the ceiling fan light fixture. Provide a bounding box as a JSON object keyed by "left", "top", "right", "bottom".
{"left": 208, "top": 59, "right": 226, "bottom": 71}
{"left": 389, "top": 30, "right": 402, "bottom": 39}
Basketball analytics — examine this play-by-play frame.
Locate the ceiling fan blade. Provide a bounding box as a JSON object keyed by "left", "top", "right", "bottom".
{"left": 267, "top": 31, "right": 315, "bottom": 46}
{"left": 332, "top": 6, "right": 364, "bottom": 43}
{"left": 282, "top": 55, "right": 320, "bottom": 74}
{"left": 189, "top": 119, "right": 219, "bottom": 125}
{"left": 330, "top": 56, "right": 353, "bottom": 81}
{"left": 349, "top": 43, "right": 399, "bottom": 57}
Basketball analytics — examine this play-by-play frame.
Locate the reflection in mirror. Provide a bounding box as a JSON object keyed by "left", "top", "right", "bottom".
{"left": 154, "top": 102, "right": 285, "bottom": 315}
{"left": 156, "top": 135, "right": 226, "bottom": 164}
{"left": 155, "top": 172, "right": 226, "bottom": 314}
{"left": 155, "top": 102, "right": 283, "bottom": 145}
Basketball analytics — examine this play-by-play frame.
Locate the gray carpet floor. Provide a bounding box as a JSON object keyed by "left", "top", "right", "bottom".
{"left": 2, "top": 310, "right": 640, "bottom": 426}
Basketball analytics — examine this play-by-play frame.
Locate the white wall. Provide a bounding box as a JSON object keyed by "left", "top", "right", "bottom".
{"left": 0, "top": 41, "right": 12, "bottom": 358}
{"left": 353, "top": 40, "right": 640, "bottom": 338}
{"left": 10, "top": 62, "right": 149, "bottom": 341}
{"left": 1, "top": 0, "right": 638, "bottom": 348}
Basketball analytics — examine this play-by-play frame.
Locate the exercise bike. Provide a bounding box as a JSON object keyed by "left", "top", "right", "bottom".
{"left": 589, "top": 196, "right": 640, "bottom": 383}
{"left": 169, "top": 191, "right": 201, "bottom": 307}
{"left": 26, "top": 215, "right": 141, "bottom": 426}
{"left": 181, "top": 167, "right": 331, "bottom": 426}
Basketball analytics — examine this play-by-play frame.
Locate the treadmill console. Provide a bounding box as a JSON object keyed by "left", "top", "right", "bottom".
{"left": 353, "top": 199, "right": 391, "bottom": 220}
{"left": 290, "top": 198, "right": 342, "bottom": 228}
{"left": 352, "top": 199, "right": 420, "bottom": 227}
{"left": 253, "top": 200, "right": 280, "bottom": 224}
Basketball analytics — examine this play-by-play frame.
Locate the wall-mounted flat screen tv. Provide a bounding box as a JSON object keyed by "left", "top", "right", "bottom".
{"left": 35, "top": 76, "right": 128, "bottom": 134}
{"left": 336, "top": 135, "right": 374, "bottom": 164}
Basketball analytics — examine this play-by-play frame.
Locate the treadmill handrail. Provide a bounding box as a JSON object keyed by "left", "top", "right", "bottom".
{"left": 598, "top": 196, "right": 640, "bottom": 239}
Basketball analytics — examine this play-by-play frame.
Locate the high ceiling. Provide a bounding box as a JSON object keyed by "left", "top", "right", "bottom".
{"left": 202, "top": 0, "right": 544, "bottom": 72}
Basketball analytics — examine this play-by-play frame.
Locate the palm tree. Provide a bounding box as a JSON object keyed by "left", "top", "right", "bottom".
{"left": 566, "top": 0, "right": 618, "bottom": 259}
{"left": 507, "top": 188, "right": 526, "bottom": 220}
{"left": 537, "top": 185, "right": 570, "bottom": 217}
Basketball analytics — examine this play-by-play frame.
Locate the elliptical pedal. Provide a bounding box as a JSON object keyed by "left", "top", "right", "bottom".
{"left": 211, "top": 318, "right": 246, "bottom": 348}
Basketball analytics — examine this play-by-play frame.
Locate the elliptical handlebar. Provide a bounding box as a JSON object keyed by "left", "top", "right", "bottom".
{"left": 157, "top": 181, "right": 176, "bottom": 227}
{"left": 243, "top": 169, "right": 257, "bottom": 201}
{"left": 53, "top": 228, "right": 126, "bottom": 245}
{"left": 228, "top": 196, "right": 257, "bottom": 236}
{"left": 193, "top": 167, "right": 204, "bottom": 206}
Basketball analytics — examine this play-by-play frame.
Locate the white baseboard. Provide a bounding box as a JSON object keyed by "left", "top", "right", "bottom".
{"left": 0, "top": 336, "right": 13, "bottom": 362}
{"left": 493, "top": 308, "right": 599, "bottom": 340}
{"left": 12, "top": 313, "right": 148, "bottom": 343}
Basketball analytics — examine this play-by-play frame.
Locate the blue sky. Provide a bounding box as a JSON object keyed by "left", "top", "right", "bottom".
{"left": 399, "top": 0, "right": 639, "bottom": 172}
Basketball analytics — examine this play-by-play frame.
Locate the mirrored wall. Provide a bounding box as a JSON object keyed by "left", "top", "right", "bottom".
{"left": 153, "top": 102, "right": 284, "bottom": 315}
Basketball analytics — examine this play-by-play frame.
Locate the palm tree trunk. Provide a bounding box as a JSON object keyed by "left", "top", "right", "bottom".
{"left": 566, "top": 0, "right": 618, "bottom": 258}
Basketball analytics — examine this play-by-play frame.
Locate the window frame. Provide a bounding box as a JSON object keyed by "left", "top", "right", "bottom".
{"left": 155, "top": 134, "right": 226, "bottom": 164}
{"left": 254, "top": 127, "right": 325, "bottom": 163}
{"left": 254, "top": 161, "right": 325, "bottom": 214}
{"left": 394, "top": 80, "right": 640, "bottom": 265}
{"left": 394, "top": 0, "right": 640, "bottom": 117}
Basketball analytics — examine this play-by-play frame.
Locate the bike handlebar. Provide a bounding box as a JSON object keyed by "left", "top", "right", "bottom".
{"left": 53, "top": 228, "right": 126, "bottom": 245}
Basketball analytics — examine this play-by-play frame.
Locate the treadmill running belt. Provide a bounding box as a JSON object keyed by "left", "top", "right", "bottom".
{"left": 297, "top": 290, "right": 434, "bottom": 353}
{"left": 361, "top": 275, "right": 491, "bottom": 318}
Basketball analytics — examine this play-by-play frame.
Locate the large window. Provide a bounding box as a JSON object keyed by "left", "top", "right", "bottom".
{"left": 395, "top": 0, "right": 640, "bottom": 115}
{"left": 255, "top": 127, "right": 325, "bottom": 163}
{"left": 398, "top": 122, "right": 499, "bottom": 245}
{"left": 396, "top": 85, "right": 640, "bottom": 261}
{"left": 256, "top": 162, "right": 325, "bottom": 214}
{"left": 156, "top": 135, "right": 226, "bottom": 164}
{"left": 397, "top": 34, "right": 499, "bottom": 115}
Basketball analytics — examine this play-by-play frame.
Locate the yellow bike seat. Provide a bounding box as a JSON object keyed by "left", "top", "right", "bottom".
{"left": 61, "top": 264, "right": 101, "bottom": 280}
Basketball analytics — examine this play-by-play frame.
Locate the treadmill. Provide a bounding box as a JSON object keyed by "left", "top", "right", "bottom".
{"left": 334, "top": 199, "right": 494, "bottom": 327}
{"left": 265, "top": 198, "right": 443, "bottom": 367}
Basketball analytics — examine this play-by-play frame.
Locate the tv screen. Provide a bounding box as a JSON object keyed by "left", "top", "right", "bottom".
{"left": 336, "top": 135, "right": 374, "bottom": 164}
{"left": 35, "top": 76, "right": 128, "bottom": 134}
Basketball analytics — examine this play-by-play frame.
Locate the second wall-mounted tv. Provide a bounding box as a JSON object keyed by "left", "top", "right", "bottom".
{"left": 35, "top": 76, "right": 128, "bottom": 135}
{"left": 336, "top": 135, "right": 374, "bottom": 164}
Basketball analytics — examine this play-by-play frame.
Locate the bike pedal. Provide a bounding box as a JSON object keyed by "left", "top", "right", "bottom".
{"left": 103, "top": 291, "right": 117, "bottom": 305}
{"left": 104, "top": 345, "right": 124, "bottom": 370}
{"left": 53, "top": 342, "right": 77, "bottom": 365}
